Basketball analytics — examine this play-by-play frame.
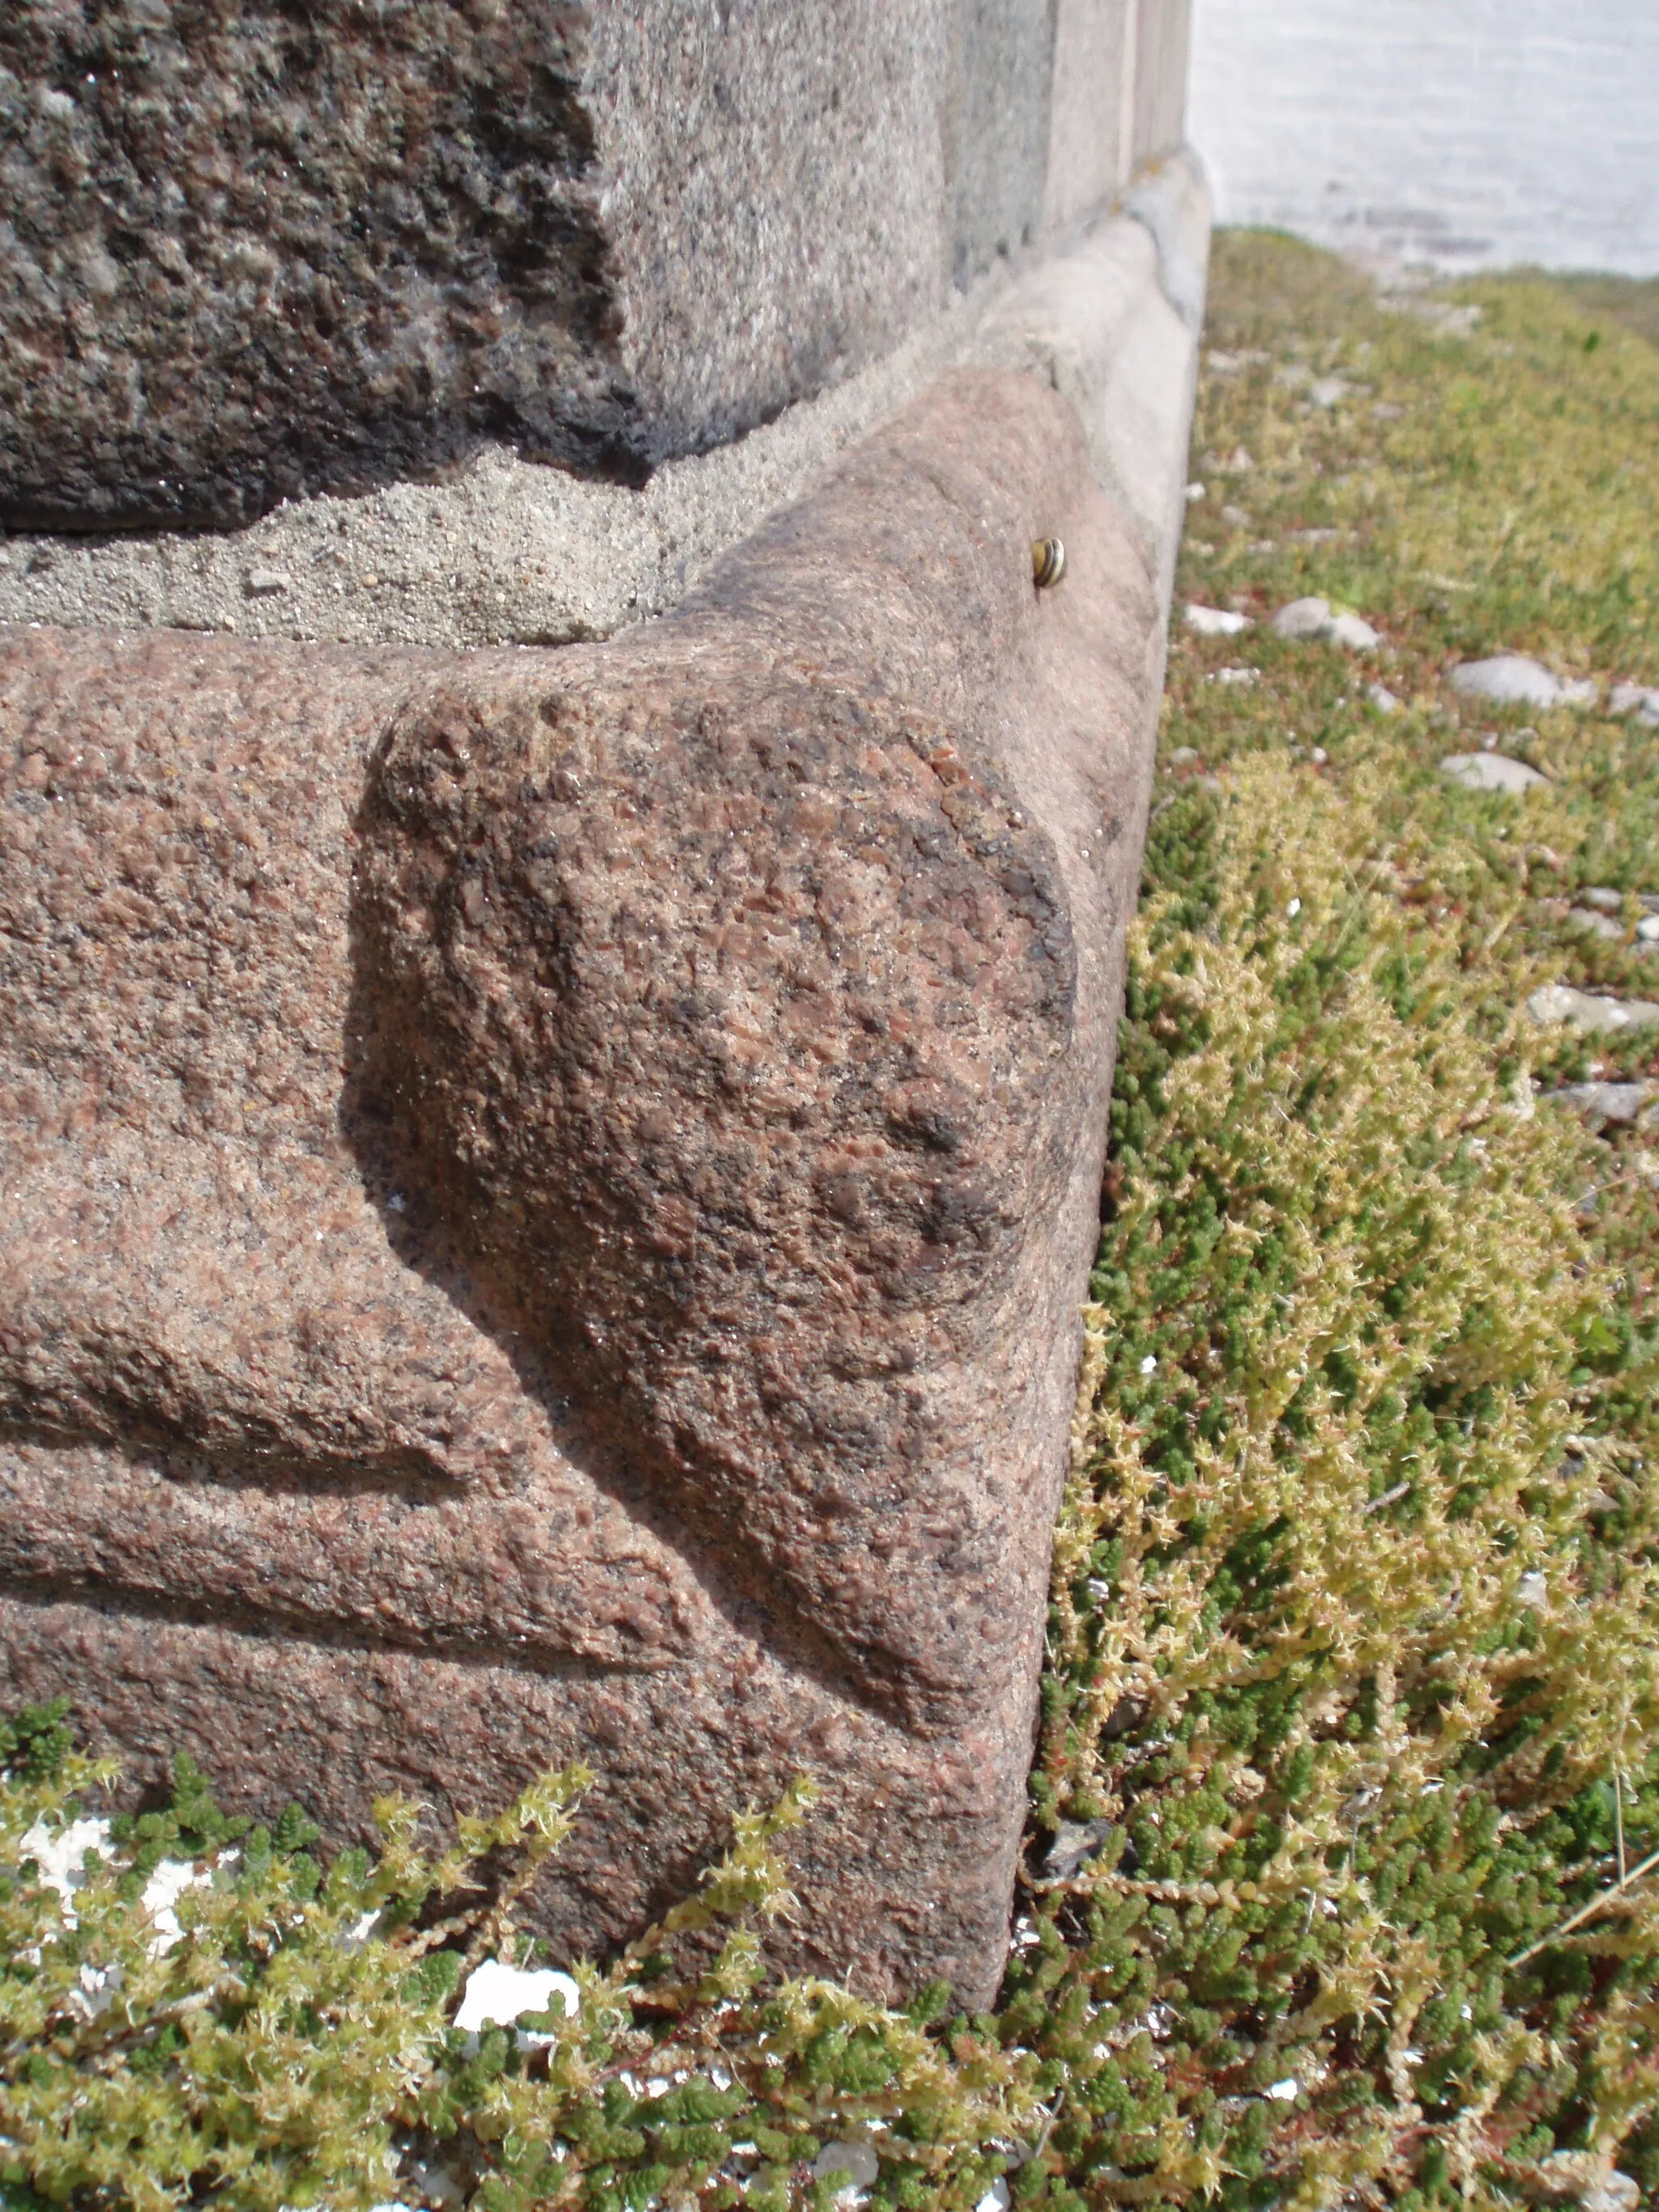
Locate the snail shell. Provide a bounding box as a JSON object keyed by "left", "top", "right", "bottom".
{"left": 1030, "top": 535, "right": 1067, "bottom": 590}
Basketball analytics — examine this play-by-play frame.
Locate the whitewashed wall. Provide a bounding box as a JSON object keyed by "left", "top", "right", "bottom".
{"left": 1189, "top": 0, "right": 1659, "bottom": 275}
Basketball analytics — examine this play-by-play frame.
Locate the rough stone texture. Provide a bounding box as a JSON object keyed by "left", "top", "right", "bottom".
{"left": 953, "top": 0, "right": 1058, "bottom": 285}
{"left": 1045, "top": 0, "right": 1137, "bottom": 230}
{"left": 0, "top": 0, "right": 955, "bottom": 530}
{"left": 0, "top": 364, "right": 1171, "bottom": 2001}
{"left": 582, "top": 0, "right": 957, "bottom": 462}
{"left": 1132, "top": 0, "right": 1192, "bottom": 174}
{"left": 0, "top": 0, "right": 1193, "bottom": 534}
{"left": 0, "top": 153, "right": 1212, "bottom": 654}
{"left": 0, "top": 0, "right": 627, "bottom": 529}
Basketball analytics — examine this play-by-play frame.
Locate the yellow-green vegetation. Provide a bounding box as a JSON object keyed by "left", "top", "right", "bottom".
{"left": 0, "top": 1722, "right": 1035, "bottom": 2212}
{"left": 3, "top": 233, "right": 1659, "bottom": 2210}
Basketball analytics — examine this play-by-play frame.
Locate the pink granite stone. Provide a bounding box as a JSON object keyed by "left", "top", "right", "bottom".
{"left": 0, "top": 365, "right": 1162, "bottom": 2001}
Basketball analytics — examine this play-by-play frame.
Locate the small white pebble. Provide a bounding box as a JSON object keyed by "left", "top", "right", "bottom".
{"left": 976, "top": 2183, "right": 1012, "bottom": 2212}
{"left": 1140, "top": 1354, "right": 1158, "bottom": 1375}
{"left": 1185, "top": 603, "right": 1252, "bottom": 637}
{"left": 1517, "top": 1572, "right": 1549, "bottom": 1609}
{"left": 1265, "top": 2078, "right": 1299, "bottom": 2100}
{"left": 1185, "top": 481, "right": 1206, "bottom": 502}
{"left": 1287, "top": 897, "right": 1302, "bottom": 916}
{"left": 810, "top": 2141, "right": 879, "bottom": 2194}
{"left": 1310, "top": 747, "right": 1328, "bottom": 765}
{"left": 456, "top": 1958, "right": 578, "bottom": 2050}
{"left": 142, "top": 1856, "right": 220, "bottom": 1952}
{"left": 16, "top": 1816, "right": 113, "bottom": 1917}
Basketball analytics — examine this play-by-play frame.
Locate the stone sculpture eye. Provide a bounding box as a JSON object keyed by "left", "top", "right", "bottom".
{"left": 1030, "top": 535, "right": 1067, "bottom": 589}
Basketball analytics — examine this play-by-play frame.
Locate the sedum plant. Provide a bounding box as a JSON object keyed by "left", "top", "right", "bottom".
{"left": 0, "top": 1715, "right": 1037, "bottom": 2212}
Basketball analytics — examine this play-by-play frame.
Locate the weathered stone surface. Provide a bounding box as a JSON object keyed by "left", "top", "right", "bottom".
{"left": 1, "top": 0, "right": 625, "bottom": 527}
{"left": 953, "top": 0, "right": 1058, "bottom": 284}
{"left": 0, "top": 0, "right": 1193, "bottom": 534}
{"left": 0, "top": 153, "right": 1213, "bottom": 654}
{"left": 0, "top": 0, "right": 955, "bottom": 530}
{"left": 0, "top": 365, "right": 1164, "bottom": 2001}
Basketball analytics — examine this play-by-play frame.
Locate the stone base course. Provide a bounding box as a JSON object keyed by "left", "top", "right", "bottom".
{"left": 0, "top": 170, "right": 1205, "bottom": 2001}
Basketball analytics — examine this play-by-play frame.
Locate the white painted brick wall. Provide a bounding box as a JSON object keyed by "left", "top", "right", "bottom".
{"left": 1189, "top": 0, "right": 1659, "bottom": 274}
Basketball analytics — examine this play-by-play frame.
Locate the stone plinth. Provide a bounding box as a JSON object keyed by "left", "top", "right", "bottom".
{"left": 0, "top": 363, "right": 1168, "bottom": 2001}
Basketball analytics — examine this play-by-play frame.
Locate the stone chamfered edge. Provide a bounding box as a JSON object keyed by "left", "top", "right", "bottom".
{"left": 0, "top": 173, "right": 1206, "bottom": 2005}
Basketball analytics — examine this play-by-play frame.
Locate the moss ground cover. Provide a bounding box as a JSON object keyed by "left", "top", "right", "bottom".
{"left": 3, "top": 232, "right": 1659, "bottom": 2210}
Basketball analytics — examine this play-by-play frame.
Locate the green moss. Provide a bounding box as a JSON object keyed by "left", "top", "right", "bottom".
{"left": 2, "top": 234, "right": 1658, "bottom": 2207}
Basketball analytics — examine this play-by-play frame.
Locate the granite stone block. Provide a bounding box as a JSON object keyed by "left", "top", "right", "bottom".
{"left": 0, "top": 0, "right": 957, "bottom": 530}
{"left": 0, "top": 0, "right": 1192, "bottom": 533}
{"left": 0, "top": 362, "right": 1167, "bottom": 2001}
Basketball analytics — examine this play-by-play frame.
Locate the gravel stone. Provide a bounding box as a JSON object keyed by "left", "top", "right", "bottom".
{"left": 1440, "top": 751, "right": 1548, "bottom": 794}
{"left": 1043, "top": 1818, "right": 1117, "bottom": 1881}
{"left": 1448, "top": 655, "right": 1597, "bottom": 709}
{"left": 1568, "top": 906, "right": 1623, "bottom": 939}
{"left": 1273, "top": 595, "right": 1333, "bottom": 640}
{"left": 1270, "top": 597, "right": 1378, "bottom": 649}
{"left": 1185, "top": 603, "right": 1252, "bottom": 635}
{"left": 811, "top": 2143, "right": 881, "bottom": 2193}
{"left": 1527, "top": 986, "right": 1659, "bottom": 1034}
{"left": 1542, "top": 1082, "right": 1655, "bottom": 1129}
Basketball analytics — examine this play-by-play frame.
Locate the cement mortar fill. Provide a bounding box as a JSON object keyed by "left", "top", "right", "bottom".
{"left": 0, "top": 158, "right": 1207, "bottom": 654}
